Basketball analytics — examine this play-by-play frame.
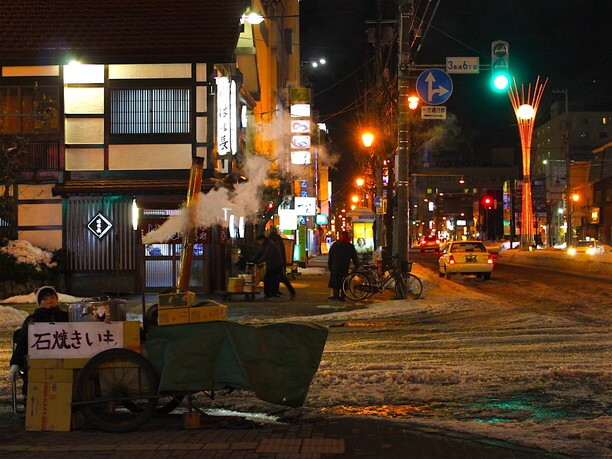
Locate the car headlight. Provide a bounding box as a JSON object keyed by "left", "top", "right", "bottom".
{"left": 586, "top": 247, "right": 595, "bottom": 255}
{"left": 568, "top": 247, "right": 576, "bottom": 256}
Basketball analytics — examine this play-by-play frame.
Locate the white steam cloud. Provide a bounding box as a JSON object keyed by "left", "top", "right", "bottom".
{"left": 142, "top": 155, "right": 269, "bottom": 244}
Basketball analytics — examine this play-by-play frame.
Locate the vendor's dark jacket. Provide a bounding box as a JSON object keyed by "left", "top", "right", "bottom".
{"left": 253, "top": 239, "right": 284, "bottom": 270}
{"left": 10, "top": 307, "right": 69, "bottom": 367}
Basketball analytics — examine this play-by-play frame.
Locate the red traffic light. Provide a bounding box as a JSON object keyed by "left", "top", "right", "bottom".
{"left": 481, "top": 196, "right": 494, "bottom": 208}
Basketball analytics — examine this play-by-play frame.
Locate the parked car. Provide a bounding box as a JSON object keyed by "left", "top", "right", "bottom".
{"left": 420, "top": 234, "right": 440, "bottom": 252}
{"left": 567, "top": 240, "right": 605, "bottom": 255}
{"left": 438, "top": 240, "right": 494, "bottom": 280}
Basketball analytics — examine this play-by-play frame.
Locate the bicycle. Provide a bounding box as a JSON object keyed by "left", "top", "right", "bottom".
{"left": 342, "top": 255, "right": 423, "bottom": 301}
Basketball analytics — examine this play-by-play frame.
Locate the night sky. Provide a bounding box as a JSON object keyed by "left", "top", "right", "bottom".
{"left": 300, "top": 0, "right": 611, "bottom": 202}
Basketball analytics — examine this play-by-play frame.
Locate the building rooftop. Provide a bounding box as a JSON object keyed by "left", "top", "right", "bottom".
{"left": 0, "top": 0, "right": 246, "bottom": 64}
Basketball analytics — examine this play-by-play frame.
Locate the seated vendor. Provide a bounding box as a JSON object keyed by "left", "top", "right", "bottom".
{"left": 9, "top": 286, "right": 69, "bottom": 392}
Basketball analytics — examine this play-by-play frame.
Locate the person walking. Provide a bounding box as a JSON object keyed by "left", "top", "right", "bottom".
{"left": 253, "top": 234, "right": 284, "bottom": 300}
{"left": 268, "top": 227, "right": 296, "bottom": 299}
{"left": 327, "top": 231, "right": 359, "bottom": 301}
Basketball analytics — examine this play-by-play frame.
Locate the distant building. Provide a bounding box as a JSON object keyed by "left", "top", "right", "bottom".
{"left": 533, "top": 101, "right": 611, "bottom": 245}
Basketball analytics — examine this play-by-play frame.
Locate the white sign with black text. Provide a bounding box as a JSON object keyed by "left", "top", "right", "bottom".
{"left": 421, "top": 106, "right": 447, "bottom": 120}
{"left": 28, "top": 322, "right": 124, "bottom": 359}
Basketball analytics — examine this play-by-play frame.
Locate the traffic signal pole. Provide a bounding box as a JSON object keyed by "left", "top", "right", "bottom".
{"left": 394, "top": 9, "right": 412, "bottom": 266}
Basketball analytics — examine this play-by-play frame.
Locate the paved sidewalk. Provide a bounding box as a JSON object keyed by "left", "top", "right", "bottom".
{"left": 0, "top": 409, "right": 562, "bottom": 459}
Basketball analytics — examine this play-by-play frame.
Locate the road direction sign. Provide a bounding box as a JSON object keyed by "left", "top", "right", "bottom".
{"left": 416, "top": 69, "right": 453, "bottom": 105}
{"left": 446, "top": 56, "right": 480, "bottom": 74}
{"left": 421, "top": 106, "right": 447, "bottom": 120}
{"left": 374, "top": 197, "right": 386, "bottom": 214}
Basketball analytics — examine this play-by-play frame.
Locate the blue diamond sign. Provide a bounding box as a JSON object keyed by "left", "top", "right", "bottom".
{"left": 416, "top": 69, "right": 453, "bottom": 106}
{"left": 87, "top": 212, "right": 113, "bottom": 239}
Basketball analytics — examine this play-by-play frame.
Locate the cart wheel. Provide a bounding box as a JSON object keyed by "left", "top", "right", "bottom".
{"left": 75, "top": 348, "right": 158, "bottom": 433}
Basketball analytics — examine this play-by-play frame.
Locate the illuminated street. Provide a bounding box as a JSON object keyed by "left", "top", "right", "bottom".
{"left": 188, "top": 258, "right": 611, "bottom": 458}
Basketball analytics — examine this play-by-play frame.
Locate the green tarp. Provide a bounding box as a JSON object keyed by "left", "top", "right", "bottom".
{"left": 145, "top": 321, "right": 328, "bottom": 408}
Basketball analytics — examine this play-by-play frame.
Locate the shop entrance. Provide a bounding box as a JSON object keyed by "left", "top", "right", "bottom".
{"left": 140, "top": 209, "right": 207, "bottom": 292}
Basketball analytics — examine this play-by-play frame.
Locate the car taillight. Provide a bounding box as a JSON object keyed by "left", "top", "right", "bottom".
{"left": 449, "top": 255, "right": 455, "bottom": 265}
{"left": 487, "top": 254, "right": 494, "bottom": 264}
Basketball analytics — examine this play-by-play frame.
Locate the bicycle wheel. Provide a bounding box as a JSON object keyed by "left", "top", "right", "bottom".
{"left": 75, "top": 348, "right": 158, "bottom": 433}
{"left": 342, "top": 271, "right": 373, "bottom": 301}
{"left": 395, "top": 273, "right": 423, "bottom": 300}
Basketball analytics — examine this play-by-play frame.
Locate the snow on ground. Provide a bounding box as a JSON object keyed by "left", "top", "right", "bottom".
{"left": 233, "top": 262, "right": 611, "bottom": 458}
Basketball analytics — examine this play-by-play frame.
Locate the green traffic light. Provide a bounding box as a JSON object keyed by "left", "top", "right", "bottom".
{"left": 491, "top": 74, "right": 510, "bottom": 92}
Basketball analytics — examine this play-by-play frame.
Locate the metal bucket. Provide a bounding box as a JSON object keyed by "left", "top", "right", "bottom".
{"left": 69, "top": 299, "right": 127, "bottom": 322}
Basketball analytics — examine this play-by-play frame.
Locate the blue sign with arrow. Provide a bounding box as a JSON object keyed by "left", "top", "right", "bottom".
{"left": 416, "top": 69, "right": 453, "bottom": 106}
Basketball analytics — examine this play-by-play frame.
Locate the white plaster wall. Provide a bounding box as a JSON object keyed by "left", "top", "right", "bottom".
{"left": 109, "top": 144, "right": 192, "bottom": 170}
{"left": 65, "top": 148, "right": 105, "bottom": 171}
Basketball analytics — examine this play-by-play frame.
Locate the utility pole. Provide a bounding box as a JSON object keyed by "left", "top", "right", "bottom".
{"left": 553, "top": 89, "right": 571, "bottom": 247}
{"left": 394, "top": 5, "right": 412, "bottom": 266}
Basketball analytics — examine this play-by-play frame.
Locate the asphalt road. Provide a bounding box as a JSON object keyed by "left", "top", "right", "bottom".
{"left": 409, "top": 250, "right": 610, "bottom": 319}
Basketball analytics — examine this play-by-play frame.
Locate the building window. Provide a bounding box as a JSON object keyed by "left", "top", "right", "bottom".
{"left": 110, "top": 88, "right": 190, "bottom": 135}
{"left": 0, "top": 85, "right": 59, "bottom": 134}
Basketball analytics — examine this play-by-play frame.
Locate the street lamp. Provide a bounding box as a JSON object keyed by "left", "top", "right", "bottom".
{"left": 301, "top": 57, "right": 327, "bottom": 87}
{"left": 361, "top": 131, "right": 375, "bottom": 148}
{"left": 508, "top": 76, "right": 548, "bottom": 249}
{"left": 241, "top": 9, "right": 264, "bottom": 25}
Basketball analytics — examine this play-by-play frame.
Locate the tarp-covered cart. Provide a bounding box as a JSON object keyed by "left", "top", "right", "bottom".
{"left": 68, "top": 320, "right": 328, "bottom": 432}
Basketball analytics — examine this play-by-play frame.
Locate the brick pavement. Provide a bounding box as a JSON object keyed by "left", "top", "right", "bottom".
{"left": 0, "top": 409, "right": 563, "bottom": 459}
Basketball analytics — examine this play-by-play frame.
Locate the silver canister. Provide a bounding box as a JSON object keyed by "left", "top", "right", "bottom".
{"left": 68, "top": 299, "right": 127, "bottom": 322}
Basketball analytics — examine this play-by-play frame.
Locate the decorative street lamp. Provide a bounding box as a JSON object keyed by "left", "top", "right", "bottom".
{"left": 508, "top": 76, "right": 548, "bottom": 248}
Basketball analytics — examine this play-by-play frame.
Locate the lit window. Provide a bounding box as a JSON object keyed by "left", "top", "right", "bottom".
{"left": 0, "top": 85, "right": 59, "bottom": 134}
{"left": 110, "top": 88, "right": 190, "bottom": 135}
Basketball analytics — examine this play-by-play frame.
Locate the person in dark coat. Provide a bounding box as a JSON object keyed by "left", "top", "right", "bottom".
{"left": 268, "top": 227, "right": 296, "bottom": 299}
{"left": 9, "top": 286, "right": 69, "bottom": 394}
{"left": 327, "top": 231, "right": 359, "bottom": 301}
{"left": 253, "top": 234, "right": 285, "bottom": 299}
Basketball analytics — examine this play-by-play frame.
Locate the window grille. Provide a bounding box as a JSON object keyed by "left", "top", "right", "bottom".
{"left": 110, "top": 88, "right": 190, "bottom": 134}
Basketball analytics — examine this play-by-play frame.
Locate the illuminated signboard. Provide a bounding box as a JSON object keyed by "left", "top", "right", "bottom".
{"left": 87, "top": 212, "right": 113, "bottom": 239}
{"left": 295, "top": 197, "right": 317, "bottom": 216}
{"left": 291, "top": 151, "right": 311, "bottom": 165}
{"left": 291, "top": 120, "right": 310, "bottom": 133}
{"left": 290, "top": 103, "right": 310, "bottom": 118}
{"left": 291, "top": 135, "right": 310, "bottom": 149}
{"left": 216, "top": 76, "right": 237, "bottom": 156}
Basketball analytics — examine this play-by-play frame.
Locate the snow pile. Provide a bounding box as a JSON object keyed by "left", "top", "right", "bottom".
{"left": 0, "top": 292, "right": 85, "bottom": 305}
{"left": 0, "top": 305, "right": 28, "bottom": 327}
{"left": 497, "top": 249, "right": 612, "bottom": 278}
{"left": 0, "top": 239, "right": 56, "bottom": 270}
{"left": 299, "top": 267, "right": 328, "bottom": 276}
